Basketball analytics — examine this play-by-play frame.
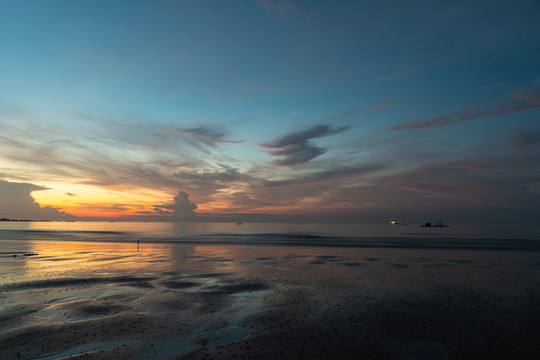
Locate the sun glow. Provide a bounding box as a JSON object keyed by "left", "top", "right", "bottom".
{"left": 31, "top": 183, "right": 172, "bottom": 218}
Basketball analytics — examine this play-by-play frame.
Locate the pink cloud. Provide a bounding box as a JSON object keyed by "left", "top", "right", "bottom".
{"left": 393, "top": 85, "right": 540, "bottom": 130}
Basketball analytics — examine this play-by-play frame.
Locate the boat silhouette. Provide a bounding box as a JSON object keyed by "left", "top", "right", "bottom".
{"left": 421, "top": 219, "right": 449, "bottom": 227}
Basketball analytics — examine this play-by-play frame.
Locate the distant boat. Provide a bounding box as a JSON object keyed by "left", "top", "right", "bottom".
{"left": 421, "top": 219, "right": 449, "bottom": 227}
{"left": 389, "top": 220, "right": 409, "bottom": 225}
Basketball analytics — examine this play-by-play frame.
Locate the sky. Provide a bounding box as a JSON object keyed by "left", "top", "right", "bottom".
{"left": 0, "top": 0, "right": 539, "bottom": 224}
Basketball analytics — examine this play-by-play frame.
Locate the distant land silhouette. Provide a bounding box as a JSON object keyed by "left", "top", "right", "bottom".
{"left": 0, "top": 218, "right": 50, "bottom": 222}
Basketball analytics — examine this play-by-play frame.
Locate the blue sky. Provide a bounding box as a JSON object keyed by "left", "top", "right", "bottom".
{"left": 0, "top": 0, "right": 539, "bottom": 223}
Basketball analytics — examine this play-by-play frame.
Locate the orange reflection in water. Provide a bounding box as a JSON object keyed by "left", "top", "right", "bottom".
{"left": 188, "top": 245, "right": 244, "bottom": 273}
{"left": 18, "top": 240, "right": 175, "bottom": 283}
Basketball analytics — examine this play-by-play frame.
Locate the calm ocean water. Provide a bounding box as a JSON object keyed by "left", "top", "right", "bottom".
{"left": 0, "top": 221, "right": 539, "bottom": 250}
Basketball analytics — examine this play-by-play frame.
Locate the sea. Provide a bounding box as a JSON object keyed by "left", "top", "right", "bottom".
{"left": 1, "top": 221, "right": 539, "bottom": 359}
{"left": 0, "top": 221, "right": 539, "bottom": 250}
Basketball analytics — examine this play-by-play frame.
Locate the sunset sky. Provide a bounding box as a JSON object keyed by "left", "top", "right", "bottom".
{"left": 1, "top": 0, "right": 539, "bottom": 223}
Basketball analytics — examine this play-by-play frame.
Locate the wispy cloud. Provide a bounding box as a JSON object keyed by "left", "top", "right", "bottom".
{"left": 393, "top": 85, "right": 540, "bottom": 130}
{"left": 0, "top": 111, "right": 245, "bottom": 196}
{"left": 232, "top": 110, "right": 270, "bottom": 126}
{"left": 2, "top": 100, "right": 537, "bottom": 222}
{"left": 260, "top": 125, "right": 349, "bottom": 166}
{"left": 170, "top": 165, "right": 245, "bottom": 197}
{"left": 263, "top": 164, "right": 384, "bottom": 187}
{"left": 172, "top": 126, "right": 243, "bottom": 145}
{"left": 372, "top": 160, "right": 539, "bottom": 208}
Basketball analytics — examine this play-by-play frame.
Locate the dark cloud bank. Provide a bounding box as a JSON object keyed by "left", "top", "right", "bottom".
{"left": 0, "top": 180, "right": 71, "bottom": 220}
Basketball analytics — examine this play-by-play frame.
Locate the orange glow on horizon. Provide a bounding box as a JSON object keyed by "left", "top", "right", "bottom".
{"left": 31, "top": 183, "right": 172, "bottom": 218}
{"left": 28, "top": 182, "right": 367, "bottom": 219}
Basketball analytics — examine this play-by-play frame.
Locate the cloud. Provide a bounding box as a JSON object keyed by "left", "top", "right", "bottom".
{"left": 203, "top": 163, "right": 386, "bottom": 217}
{"left": 260, "top": 125, "right": 349, "bottom": 166}
{"left": 393, "top": 85, "right": 540, "bottom": 130}
{"left": 232, "top": 110, "right": 270, "bottom": 126}
{"left": 0, "top": 111, "right": 245, "bottom": 196}
{"left": 172, "top": 165, "right": 243, "bottom": 193}
{"left": 66, "top": 192, "right": 76, "bottom": 196}
{"left": 370, "top": 160, "right": 540, "bottom": 209}
{"left": 0, "top": 179, "right": 72, "bottom": 220}
{"left": 172, "top": 126, "right": 243, "bottom": 146}
{"left": 263, "top": 164, "right": 385, "bottom": 187}
{"left": 257, "top": 0, "right": 314, "bottom": 19}
{"left": 153, "top": 191, "right": 198, "bottom": 218}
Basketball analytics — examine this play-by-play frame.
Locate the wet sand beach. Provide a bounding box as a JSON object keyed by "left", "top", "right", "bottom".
{"left": 1, "top": 238, "right": 539, "bottom": 359}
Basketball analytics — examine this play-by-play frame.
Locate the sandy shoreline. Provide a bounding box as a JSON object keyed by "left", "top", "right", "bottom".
{"left": 1, "top": 240, "right": 539, "bottom": 359}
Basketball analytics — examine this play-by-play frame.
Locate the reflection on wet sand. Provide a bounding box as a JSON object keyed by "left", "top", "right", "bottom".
{"left": 0, "top": 240, "right": 539, "bottom": 359}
